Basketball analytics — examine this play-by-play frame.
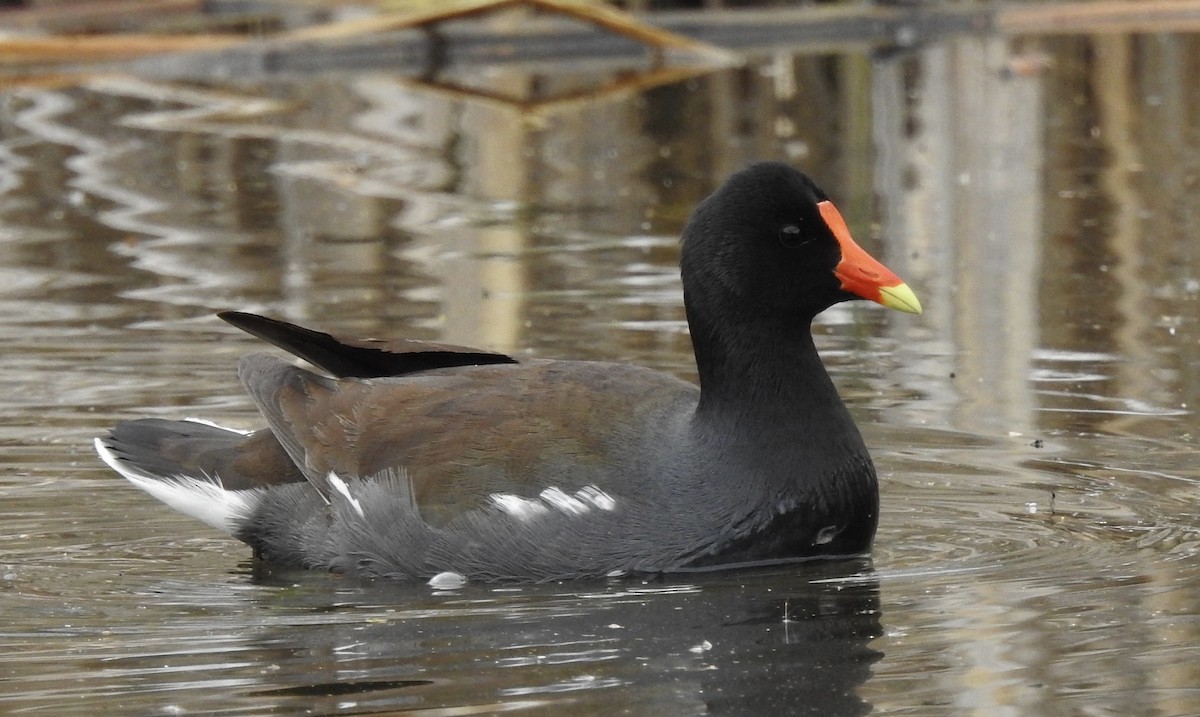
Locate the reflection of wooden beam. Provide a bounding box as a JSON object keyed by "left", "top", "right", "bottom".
{"left": 1092, "top": 35, "right": 1152, "bottom": 437}
{"left": 285, "top": 0, "right": 738, "bottom": 64}
{"left": 997, "top": 0, "right": 1200, "bottom": 35}
{"left": 400, "top": 63, "right": 715, "bottom": 116}
{"left": 7, "top": 0, "right": 1200, "bottom": 77}
{"left": 0, "top": 0, "right": 205, "bottom": 34}
{"left": 0, "top": 35, "right": 240, "bottom": 65}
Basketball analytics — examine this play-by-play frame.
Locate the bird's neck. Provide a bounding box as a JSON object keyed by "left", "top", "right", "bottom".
{"left": 687, "top": 306, "right": 859, "bottom": 443}
{"left": 683, "top": 302, "right": 878, "bottom": 554}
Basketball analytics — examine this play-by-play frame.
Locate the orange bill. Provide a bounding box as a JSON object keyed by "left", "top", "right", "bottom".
{"left": 819, "top": 200, "right": 922, "bottom": 314}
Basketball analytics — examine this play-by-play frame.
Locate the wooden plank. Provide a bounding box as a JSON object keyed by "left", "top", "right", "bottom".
{"left": 5, "top": 1, "right": 1200, "bottom": 77}
{"left": 996, "top": 0, "right": 1200, "bottom": 35}
{"left": 0, "top": 0, "right": 206, "bottom": 33}
{"left": 283, "top": 0, "right": 738, "bottom": 65}
{"left": 0, "top": 34, "right": 241, "bottom": 65}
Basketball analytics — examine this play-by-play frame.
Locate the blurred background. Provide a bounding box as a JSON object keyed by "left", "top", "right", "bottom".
{"left": 2, "top": 1, "right": 1199, "bottom": 715}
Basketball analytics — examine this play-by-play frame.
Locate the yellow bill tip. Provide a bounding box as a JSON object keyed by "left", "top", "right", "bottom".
{"left": 878, "top": 282, "right": 923, "bottom": 315}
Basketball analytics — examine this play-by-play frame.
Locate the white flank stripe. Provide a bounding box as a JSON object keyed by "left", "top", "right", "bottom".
{"left": 539, "top": 486, "right": 589, "bottom": 516}
{"left": 327, "top": 472, "right": 365, "bottom": 518}
{"left": 182, "top": 417, "right": 254, "bottom": 435}
{"left": 490, "top": 493, "right": 549, "bottom": 521}
{"left": 93, "top": 438, "right": 262, "bottom": 535}
{"left": 490, "top": 485, "right": 618, "bottom": 520}
{"left": 576, "top": 485, "right": 617, "bottom": 511}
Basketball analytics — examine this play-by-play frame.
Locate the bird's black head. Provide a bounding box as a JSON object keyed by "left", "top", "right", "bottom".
{"left": 680, "top": 162, "right": 920, "bottom": 325}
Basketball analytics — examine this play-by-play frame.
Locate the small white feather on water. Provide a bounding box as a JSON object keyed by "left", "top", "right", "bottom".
{"left": 429, "top": 571, "right": 467, "bottom": 589}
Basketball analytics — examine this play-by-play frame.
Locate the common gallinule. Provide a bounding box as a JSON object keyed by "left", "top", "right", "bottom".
{"left": 95, "top": 162, "right": 921, "bottom": 581}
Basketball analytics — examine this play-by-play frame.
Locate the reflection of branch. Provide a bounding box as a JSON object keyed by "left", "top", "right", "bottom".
{"left": 0, "top": 34, "right": 240, "bottom": 66}
{"left": 0, "top": 0, "right": 737, "bottom": 89}
{"left": 285, "top": 0, "right": 738, "bottom": 65}
{"left": 399, "top": 62, "right": 715, "bottom": 116}
{"left": 0, "top": 72, "right": 98, "bottom": 91}
{"left": 5, "top": 0, "right": 1200, "bottom": 75}
{"left": 0, "top": 0, "right": 206, "bottom": 34}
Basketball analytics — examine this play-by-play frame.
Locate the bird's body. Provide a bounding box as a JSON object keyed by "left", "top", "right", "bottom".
{"left": 96, "top": 162, "right": 920, "bottom": 581}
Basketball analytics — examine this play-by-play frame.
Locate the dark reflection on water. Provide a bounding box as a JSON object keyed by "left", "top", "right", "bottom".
{"left": 7, "top": 559, "right": 881, "bottom": 715}
{"left": 208, "top": 564, "right": 881, "bottom": 716}
{"left": 2, "top": 18, "right": 1200, "bottom": 717}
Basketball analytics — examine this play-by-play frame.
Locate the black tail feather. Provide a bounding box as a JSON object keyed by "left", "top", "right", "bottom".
{"left": 218, "top": 311, "right": 516, "bottom": 378}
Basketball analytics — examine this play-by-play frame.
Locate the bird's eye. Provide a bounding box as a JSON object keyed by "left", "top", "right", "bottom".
{"left": 779, "top": 224, "right": 810, "bottom": 248}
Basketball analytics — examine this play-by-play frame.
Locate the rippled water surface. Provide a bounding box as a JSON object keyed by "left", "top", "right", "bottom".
{"left": 3, "top": 13, "right": 1200, "bottom": 716}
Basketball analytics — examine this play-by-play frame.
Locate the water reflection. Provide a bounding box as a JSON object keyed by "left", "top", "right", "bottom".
{"left": 2, "top": 14, "right": 1200, "bottom": 717}
{"left": 219, "top": 564, "right": 881, "bottom": 716}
